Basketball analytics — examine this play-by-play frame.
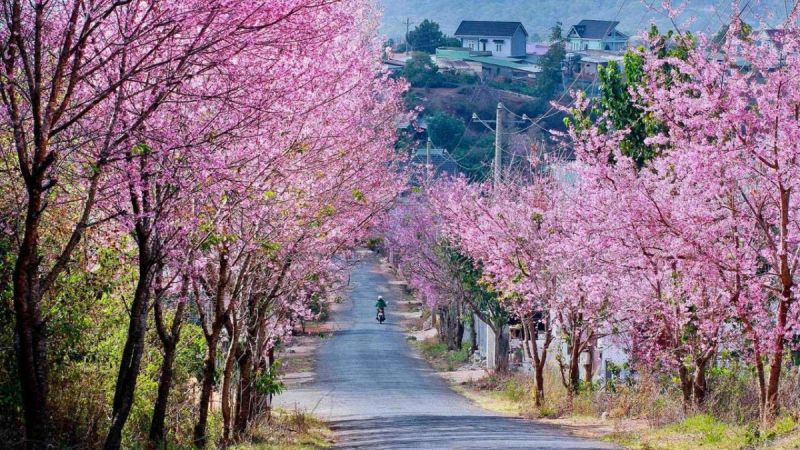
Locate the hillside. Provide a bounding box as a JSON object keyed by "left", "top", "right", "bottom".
{"left": 378, "top": 0, "right": 788, "bottom": 41}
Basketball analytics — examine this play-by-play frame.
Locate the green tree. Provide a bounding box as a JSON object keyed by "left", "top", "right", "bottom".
{"left": 534, "top": 23, "right": 566, "bottom": 100}
{"left": 451, "top": 134, "right": 493, "bottom": 181}
{"left": 427, "top": 111, "right": 465, "bottom": 151}
{"left": 575, "top": 25, "right": 695, "bottom": 166}
{"left": 401, "top": 52, "right": 443, "bottom": 87}
{"left": 439, "top": 245, "right": 510, "bottom": 372}
{"left": 596, "top": 53, "right": 661, "bottom": 165}
{"left": 407, "top": 19, "right": 447, "bottom": 53}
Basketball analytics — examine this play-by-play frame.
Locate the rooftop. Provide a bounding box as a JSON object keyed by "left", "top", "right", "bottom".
{"left": 410, "top": 148, "right": 460, "bottom": 178}
{"left": 569, "top": 20, "right": 624, "bottom": 40}
{"left": 466, "top": 55, "right": 541, "bottom": 73}
{"left": 568, "top": 50, "right": 625, "bottom": 64}
{"left": 454, "top": 21, "right": 528, "bottom": 38}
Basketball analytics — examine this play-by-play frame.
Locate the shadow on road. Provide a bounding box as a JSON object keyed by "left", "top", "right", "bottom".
{"left": 330, "top": 414, "right": 613, "bottom": 449}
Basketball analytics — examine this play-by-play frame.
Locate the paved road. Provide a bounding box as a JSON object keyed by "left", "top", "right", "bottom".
{"left": 275, "top": 251, "right": 616, "bottom": 449}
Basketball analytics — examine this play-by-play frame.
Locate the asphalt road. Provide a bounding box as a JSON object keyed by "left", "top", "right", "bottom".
{"left": 275, "top": 251, "right": 616, "bottom": 449}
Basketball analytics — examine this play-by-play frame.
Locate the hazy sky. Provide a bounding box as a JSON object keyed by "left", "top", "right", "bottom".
{"left": 377, "top": 0, "right": 789, "bottom": 42}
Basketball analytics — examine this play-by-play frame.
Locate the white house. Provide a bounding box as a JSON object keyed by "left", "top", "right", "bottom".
{"left": 454, "top": 21, "right": 528, "bottom": 58}
{"left": 567, "top": 20, "right": 629, "bottom": 52}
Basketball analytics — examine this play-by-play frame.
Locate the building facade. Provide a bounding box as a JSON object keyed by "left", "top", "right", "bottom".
{"left": 567, "top": 20, "right": 628, "bottom": 52}
{"left": 455, "top": 21, "right": 528, "bottom": 58}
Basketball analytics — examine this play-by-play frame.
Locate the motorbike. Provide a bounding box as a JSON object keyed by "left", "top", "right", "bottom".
{"left": 376, "top": 308, "right": 385, "bottom": 324}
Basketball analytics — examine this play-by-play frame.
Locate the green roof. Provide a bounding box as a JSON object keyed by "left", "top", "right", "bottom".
{"left": 465, "top": 56, "right": 541, "bottom": 73}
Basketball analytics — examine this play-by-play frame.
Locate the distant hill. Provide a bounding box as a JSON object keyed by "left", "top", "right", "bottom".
{"left": 377, "top": 0, "right": 788, "bottom": 42}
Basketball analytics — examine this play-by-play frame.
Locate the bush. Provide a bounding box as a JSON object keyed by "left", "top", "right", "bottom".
{"left": 427, "top": 111, "right": 465, "bottom": 150}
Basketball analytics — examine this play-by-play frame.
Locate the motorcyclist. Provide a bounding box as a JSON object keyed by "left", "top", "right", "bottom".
{"left": 375, "top": 296, "right": 386, "bottom": 321}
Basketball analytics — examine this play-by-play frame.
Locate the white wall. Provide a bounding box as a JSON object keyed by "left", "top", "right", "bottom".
{"left": 460, "top": 37, "right": 515, "bottom": 57}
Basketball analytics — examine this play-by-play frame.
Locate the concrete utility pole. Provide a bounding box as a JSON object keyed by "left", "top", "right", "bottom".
{"left": 494, "top": 102, "right": 504, "bottom": 186}
{"left": 426, "top": 136, "right": 432, "bottom": 180}
{"left": 472, "top": 102, "right": 532, "bottom": 188}
{"left": 404, "top": 18, "right": 415, "bottom": 55}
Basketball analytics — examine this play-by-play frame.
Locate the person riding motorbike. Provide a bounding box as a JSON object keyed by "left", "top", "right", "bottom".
{"left": 375, "top": 296, "right": 386, "bottom": 322}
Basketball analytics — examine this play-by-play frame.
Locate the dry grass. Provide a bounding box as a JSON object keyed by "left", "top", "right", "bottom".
{"left": 231, "top": 408, "right": 335, "bottom": 450}
{"left": 452, "top": 369, "right": 800, "bottom": 449}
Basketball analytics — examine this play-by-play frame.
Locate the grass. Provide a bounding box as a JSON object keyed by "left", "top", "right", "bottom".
{"left": 605, "top": 414, "right": 799, "bottom": 449}
{"left": 452, "top": 371, "right": 799, "bottom": 450}
{"left": 416, "top": 339, "right": 471, "bottom": 371}
{"left": 231, "top": 408, "right": 334, "bottom": 450}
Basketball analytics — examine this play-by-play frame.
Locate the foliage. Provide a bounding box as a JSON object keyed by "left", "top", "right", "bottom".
{"left": 256, "top": 361, "right": 286, "bottom": 397}
{"left": 427, "top": 111, "right": 466, "bottom": 150}
{"left": 533, "top": 24, "right": 566, "bottom": 100}
{"left": 407, "top": 19, "right": 458, "bottom": 53}
{"left": 401, "top": 52, "right": 477, "bottom": 88}
{"left": 0, "top": 0, "right": 406, "bottom": 447}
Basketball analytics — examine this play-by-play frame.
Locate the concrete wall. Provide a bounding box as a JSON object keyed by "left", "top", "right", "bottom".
{"left": 510, "top": 28, "right": 527, "bottom": 57}
{"left": 460, "top": 34, "right": 525, "bottom": 58}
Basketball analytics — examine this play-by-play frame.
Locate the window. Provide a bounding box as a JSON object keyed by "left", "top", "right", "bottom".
{"left": 493, "top": 39, "right": 504, "bottom": 53}
{"left": 468, "top": 42, "right": 474, "bottom": 50}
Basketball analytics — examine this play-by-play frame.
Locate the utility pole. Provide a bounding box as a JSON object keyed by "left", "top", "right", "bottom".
{"left": 472, "top": 103, "right": 533, "bottom": 188}
{"left": 426, "top": 136, "right": 432, "bottom": 180}
{"left": 404, "top": 18, "right": 415, "bottom": 55}
{"left": 494, "top": 102, "right": 503, "bottom": 186}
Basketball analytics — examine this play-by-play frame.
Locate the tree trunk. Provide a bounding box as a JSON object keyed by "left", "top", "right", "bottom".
{"left": 263, "top": 347, "right": 276, "bottom": 420}
{"left": 194, "top": 333, "right": 220, "bottom": 447}
{"left": 522, "top": 318, "right": 550, "bottom": 407}
{"left": 763, "top": 297, "right": 788, "bottom": 423}
{"left": 12, "top": 187, "right": 50, "bottom": 449}
{"left": 105, "top": 254, "right": 155, "bottom": 450}
{"left": 469, "top": 315, "right": 478, "bottom": 354}
{"left": 234, "top": 347, "right": 254, "bottom": 436}
{"left": 148, "top": 296, "right": 187, "bottom": 446}
{"left": 493, "top": 325, "right": 510, "bottom": 373}
{"left": 568, "top": 344, "right": 581, "bottom": 394}
{"left": 221, "top": 319, "right": 239, "bottom": 443}
{"left": 679, "top": 364, "right": 693, "bottom": 411}
{"left": 148, "top": 339, "right": 178, "bottom": 445}
{"left": 761, "top": 184, "right": 794, "bottom": 424}
{"left": 583, "top": 344, "right": 594, "bottom": 386}
{"left": 437, "top": 302, "right": 464, "bottom": 351}
{"left": 692, "top": 358, "right": 708, "bottom": 407}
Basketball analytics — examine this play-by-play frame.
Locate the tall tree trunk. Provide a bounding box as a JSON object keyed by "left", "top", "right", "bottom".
{"left": 194, "top": 249, "right": 232, "bottom": 447}
{"left": 522, "top": 317, "right": 550, "bottom": 407}
{"left": 148, "top": 341, "right": 177, "bottom": 446}
{"left": 149, "top": 292, "right": 187, "bottom": 446}
{"left": 12, "top": 187, "right": 49, "bottom": 449}
{"left": 764, "top": 292, "right": 789, "bottom": 423}
{"left": 194, "top": 332, "right": 220, "bottom": 447}
{"left": 234, "top": 347, "right": 254, "bottom": 436}
{"left": 761, "top": 184, "right": 794, "bottom": 423}
{"left": 105, "top": 252, "right": 155, "bottom": 450}
{"left": 221, "top": 318, "right": 239, "bottom": 443}
{"left": 693, "top": 358, "right": 708, "bottom": 407}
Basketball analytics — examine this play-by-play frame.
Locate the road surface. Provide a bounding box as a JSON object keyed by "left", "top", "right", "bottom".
{"left": 275, "top": 251, "right": 616, "bottom": 449}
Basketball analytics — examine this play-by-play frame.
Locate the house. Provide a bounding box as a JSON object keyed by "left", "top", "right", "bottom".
{"left": 435, "top": 47, "right": 541, "bottom": 84}
{"left": 566, "top": 51, "right": 624, "bottom": 82}
{"left": 410, "top": 145, "right": 460, "bottom": 179}
{"left": 454, "top": 21, "right": 528, "bottom": 57}
{"left": 567, "top": 20, "right": 628, "bottom": 52}
{"left": 563, "top": 50, "right": 624, "bottom": 97}
{"left": 473, "top": 56, "right": 541, "bottom": 84}
{"left": 526, "top": 42, "right": 551, "bottom": 61}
